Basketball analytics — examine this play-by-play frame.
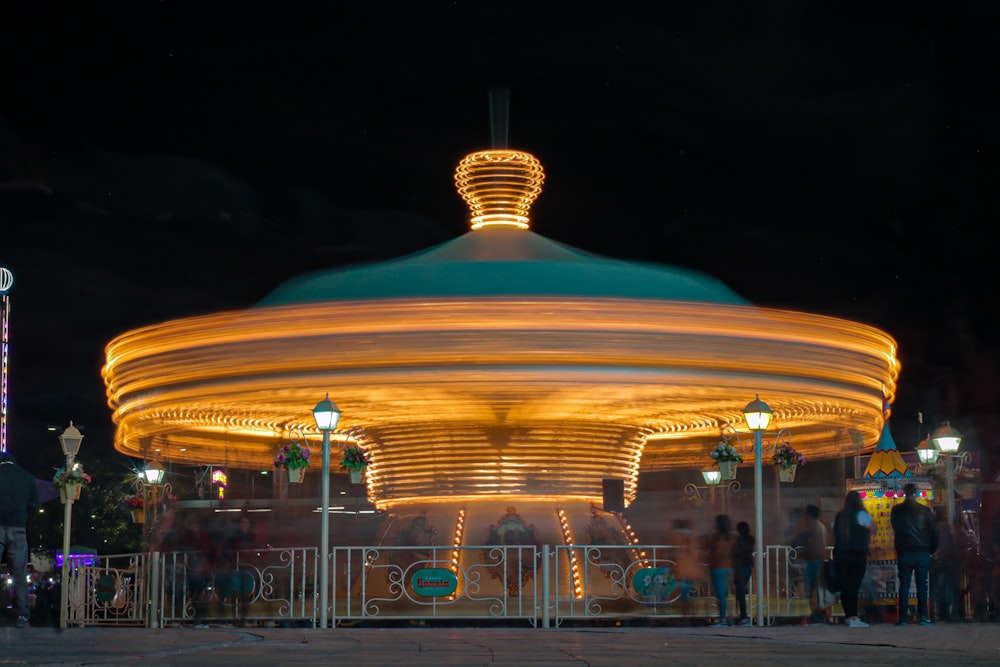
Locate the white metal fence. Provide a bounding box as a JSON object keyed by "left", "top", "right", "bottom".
{"left": 62, "top": 544, "right": 837, "bottom": 627}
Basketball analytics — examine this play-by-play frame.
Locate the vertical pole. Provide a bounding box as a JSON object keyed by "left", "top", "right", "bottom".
{"left": 320, "top": 429, "right": 331, "bottom": 628}
{"left": 59, "top": 453, "right": 73, "bottom": 629}
{"left": 150, "top": 483, "right": 159, "bottom": 546}
{"left": 773, "top": 466, "right": 782, "bottom": 534}
{"left": 541, "top": 544, "right": 550, "bottom": 628}
{"left": 753, "top": 430, "right": 765, "bottom": 627}
{"left": 945, "top": 455, "right": 955, "bottom": 527}
{"left": 149, "top": 550, "right": 160, "bottom": 629}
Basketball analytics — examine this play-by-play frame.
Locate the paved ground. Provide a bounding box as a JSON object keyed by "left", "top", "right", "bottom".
{"left": 1, "top": 621, "right": 998, "bottom": 666}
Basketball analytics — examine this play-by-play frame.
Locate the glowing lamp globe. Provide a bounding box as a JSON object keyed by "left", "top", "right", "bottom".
{"left": 58, "top": 422, "right": 84, "bottom": 458}
{"left": 142, "top": 460, "right": 165, "bottom": 485}
{"left": 312, "top": 393, "right": 342, "bottom": 432}
{"left": 916, "top": 437, "right": 939, "bottom": 464}
{"left": 743, "top": 395, "right": 773, "bottom": 432}
{"left": 931, "top": 421, "right": 962, "bottom": 454}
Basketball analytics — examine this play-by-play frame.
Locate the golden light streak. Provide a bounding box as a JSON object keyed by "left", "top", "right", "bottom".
{"left": 455, "top": 150, "right": 544, "bottom": 230}
{"left": 558, "top": 508, "right": 585, "bottom": 598}
{"left": 449, "top": 508, "right": 466, "bottom": 600}
{"left": 103, "top": 296, "right": 898, "bottom": 509}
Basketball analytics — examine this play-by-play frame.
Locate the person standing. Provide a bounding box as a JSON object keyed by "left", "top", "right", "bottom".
{"left": 704, "top": 514, "right": 735, "bottom": 627}
{"left": 931, "top": 506, "right": 960, "bottom": 622}
{"left": 890, "top": 483, "right": 939, "bottom": 626}
{"left": 732, "top": 521, "right": 754, "bottom": 626}
{"left": 0, "top": 452, "right": 40, "bottom": 628}
{"left": 833, "top": 490, "right": 876, "bottom": 627}
{"left": 792, "top": 504, "right": 828, "bottom": 623}
{"left": 222, "top": 515, "right": 259, "bottom": 625}
{"left": 668, "top": 518, "right": 701, "bottom": 618}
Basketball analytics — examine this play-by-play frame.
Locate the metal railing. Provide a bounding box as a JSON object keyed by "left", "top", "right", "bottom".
{"left": 61, "top": 543, "right": 850, "bottom": 627}
{"left": 150, "top": 547, "right": 318, "bottom": 627}
{"left": 65, "top": 552, "right": 147, "bottom": 626}
{"left": 550, "top": 544, "right": 753, "bottom": 624}
{"left": 330, "top": 544, "right": 539, "bottom": 625}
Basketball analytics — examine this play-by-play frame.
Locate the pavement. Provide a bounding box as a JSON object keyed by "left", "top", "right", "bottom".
{"left": 1, "top": 621, "right": 999, "bottom": 667}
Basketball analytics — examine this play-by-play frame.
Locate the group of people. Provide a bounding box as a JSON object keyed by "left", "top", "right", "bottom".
{"left": 153, "top": 511, "right": 263, "bottom": 623}
{"left": 668, "top": 515, "right": 755, "bottom": 626}
{"left": 833, "top": 483, "right": 944, "bottom": 627}
{"left": 669, "top": 505, "right": 829, "bottom": 627}
{"left": 666, "top": 483, "right": 951, "bottom": 628}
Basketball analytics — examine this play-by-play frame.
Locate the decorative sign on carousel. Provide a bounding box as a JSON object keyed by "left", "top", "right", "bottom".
{"left": 410, "top": 568, "right": 459, "bottom": 597}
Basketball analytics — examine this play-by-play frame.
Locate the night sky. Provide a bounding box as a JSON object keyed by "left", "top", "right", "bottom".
{"left": 1, "top": 4, "right": 997, "bottom": 474}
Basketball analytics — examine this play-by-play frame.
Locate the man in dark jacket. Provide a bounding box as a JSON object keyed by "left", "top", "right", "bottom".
{"left": 0, "top": 451, "right": 40, "bottom": 628}
{"left": 890, "top": 483, "right": 939, "bottom": 625}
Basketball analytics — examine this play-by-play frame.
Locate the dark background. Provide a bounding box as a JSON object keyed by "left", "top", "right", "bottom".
{"left": 1, "top": 3, "right": 997, "bottom": 485}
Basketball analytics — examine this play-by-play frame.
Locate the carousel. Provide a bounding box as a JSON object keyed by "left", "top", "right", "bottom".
{"left": 103, "top": 146, "right": 900, "bottom": 606}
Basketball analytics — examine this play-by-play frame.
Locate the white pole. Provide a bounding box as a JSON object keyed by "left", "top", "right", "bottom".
{"left": 945, "top": 455, "right": 955, "bottom": 527}
{"left": 149, "top": 550, "right": 160, "bottom": 629}
{"left": 320, "top": 429, "right": 331, "bottom": 628}
{"left": 753, "top": 429, "right": 765, "bottom": 627}
{"left": 541, "top": 544, "right": 550, "bottom": 628}
{"left": 59, "top": 453, "right": 73, "bottom": 629}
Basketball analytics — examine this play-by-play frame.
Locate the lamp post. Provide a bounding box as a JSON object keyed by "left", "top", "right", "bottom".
{"left": 743, "top": 394, "right": 774, "bottom": 628}
{"left": 142, "top": 460, "right": 166, "bottom": 545}
{"left": 930, "top": 421, "right": 964, "bottom": 526}
{"left": 312, "top": 393, "right": 342, "bottom": 629}
{"left": 684, "top": 469, "right": 740, "bottom": 513}
{"left": 58, "top": 421, "right": 83, "bottom": 629}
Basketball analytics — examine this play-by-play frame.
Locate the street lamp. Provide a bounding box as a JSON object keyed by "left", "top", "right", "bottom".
{"left": 142, "top": 460, "right": 167, "bottom": 544}
{"left": 58, "top": 421, "right": 83, "bottom": 629}
{"left": 685, "top": 469, "right": 740, "bottom": 512}
{"left": 743, "top": 394, "right": 773, "bottom": 629}
{"left": 312, "top": 393, "right": 342, "bottom": 629}
{"left": 930, "top": 421, "right": 964, "bottom": 526}
{"left": 915, "top": 437, "right": 938, "bottom": 466}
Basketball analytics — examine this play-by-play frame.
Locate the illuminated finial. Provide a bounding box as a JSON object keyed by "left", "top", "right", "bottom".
{"left": 455, "top": 150, "right": 545, "bottom": 230}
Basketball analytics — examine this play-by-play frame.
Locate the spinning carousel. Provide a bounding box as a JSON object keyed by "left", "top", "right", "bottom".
{"left": 103, "top": 146, "right": 899, "bottom": 591}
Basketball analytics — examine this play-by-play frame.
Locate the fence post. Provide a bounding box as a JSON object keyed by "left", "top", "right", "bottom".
{"left": 541, "top": 544, "right": 550, "bottom": 628}
{"left": 149, "top": 551, "right": 160, "bottom": 629}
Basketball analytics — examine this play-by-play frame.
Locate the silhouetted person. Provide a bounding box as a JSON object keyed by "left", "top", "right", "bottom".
{"left": 0, "top": 452, "right": 39, "bottom": 628}
{"left": 792, "top": 504, "right": 828, "bottom": 623}
{"left": 222, "top": 515, "right": 258, "bottom": 625}
{"left": 890, "top": 483, "right": 938, "bottom": 625}
{"left": 705, "top": 514, "right": 734, "bottom": 627}
{"left": 732, "top": 521, "right": 754, "bottom": 626}
{"left": 668, "top": 518, "right": 701, "bottom": 618}
{"left": 931, "top": 506, "right": 959, "bottom": 622}
{"left": 833, "top": 490, "right": 876, "bottom": 627}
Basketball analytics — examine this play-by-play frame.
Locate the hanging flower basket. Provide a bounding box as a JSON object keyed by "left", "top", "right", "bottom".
{"left": 59, "top": 483, "right": 82, "bottom": 504}
{"left": 122, "top": 493, "right": 145, "bottom": 520}
{"left": 711, "top": 439, "right": 742, "bottom": 480}
{"left": 287, "top": 466, "right": 305, "bottom": 484}
{"left": 771, "top": 443, "right": 805, "bottom": 484}
{"left": 341, "top": 444, "right": 370, "bottom": 484}
{"left": 53, "top": 464, "right": 91, "bottom": 503}
{"left": 274, "top": 441, "right": 311, "bottom": 483}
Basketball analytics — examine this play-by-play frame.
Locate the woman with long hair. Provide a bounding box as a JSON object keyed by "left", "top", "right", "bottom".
{"left": 833, "top": 491, "right": 877, "bottom": 627}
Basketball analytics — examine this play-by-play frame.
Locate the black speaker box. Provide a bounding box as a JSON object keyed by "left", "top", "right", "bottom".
{"left": 602, "top": 478, "right": 625, "bottom": 513}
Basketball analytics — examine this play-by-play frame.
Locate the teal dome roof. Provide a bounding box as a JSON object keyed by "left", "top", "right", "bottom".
{"left": 257, "top": 228, "right": 747, "bottom": 306}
